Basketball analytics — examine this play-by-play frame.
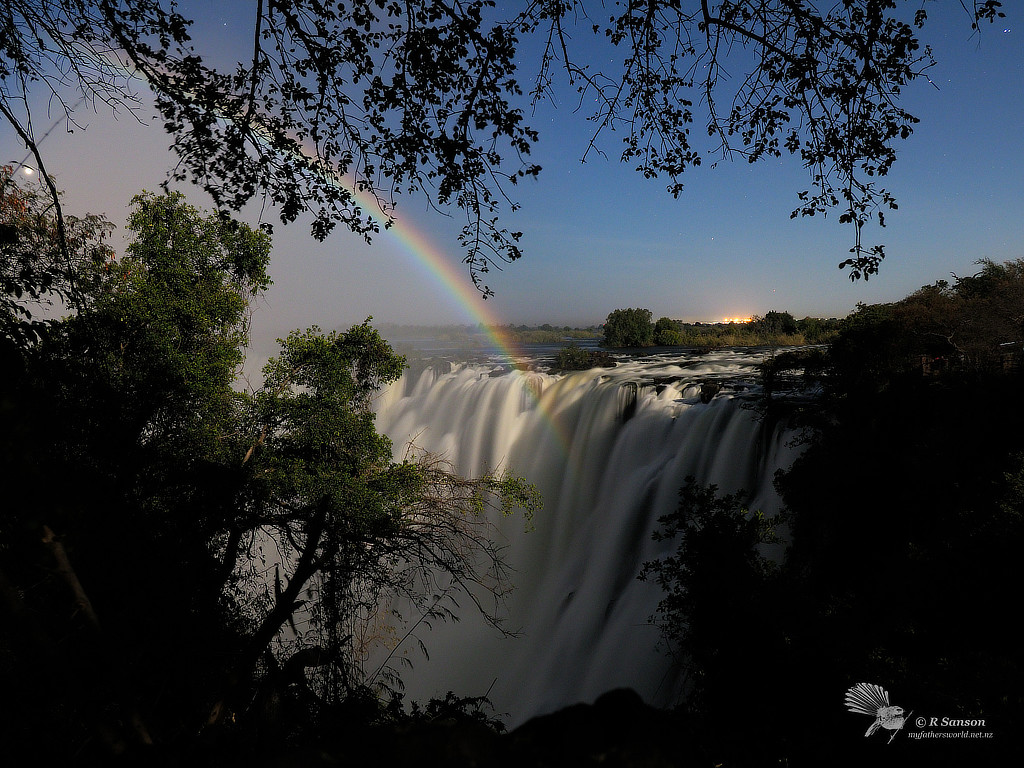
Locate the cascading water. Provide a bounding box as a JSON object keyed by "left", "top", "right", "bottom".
{"left": 373, "top": 348, "right": 804, "bottom": 725}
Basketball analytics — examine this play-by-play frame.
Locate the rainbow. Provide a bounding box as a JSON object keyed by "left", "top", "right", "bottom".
{"left": 96, "top": 59, "right": 531, "bottom": 364}
{"left": 238, "top": 121, "right": 580, "bottom": 458}
{"left": 81, "top": 47, "right": 534, "bottom": 357}
{"left": 243, "top": 118, "right": 578, "bottom": 459}
{"left": 230, "top": 120, "right": 513, "bottom": 354}
{"left": 73, "top": 55, "right": 578, "bottom": 464}
{"left": 344, "top": 185, "right": 520, "bottom": 356}
{"left": 339, "top": 183, "right": 577, "bottom": 462}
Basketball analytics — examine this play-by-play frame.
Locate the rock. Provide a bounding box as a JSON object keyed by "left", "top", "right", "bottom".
{"left": 700, "top": 382, "right": 721, "bottom": 403}
{"left": 506, "top": 688, "right": 701, "bottom": 767}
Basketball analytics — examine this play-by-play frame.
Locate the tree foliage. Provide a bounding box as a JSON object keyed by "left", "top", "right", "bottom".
{"left": 749, "top": 310, "right": 798, "bottom": 336}
{"left": 639, "top": 479, "right": 791, "bottom": 765}
{"left": 1, "top": 190, "right": 278, "bottom": 759}
{"left": 769, "top": 355, "right": 1024, "bottom": 763}
{"left": 641, "top": 264, "right": 1024, "bottom": 764}
{"left": 0, "top": 1, "right": 1004, "bottom": 287}
{"left": 826, "top": 258, "right": 1024, "bottom": 394}
{"left": 603, "top": 307, "right": 655, "bottom": 347}
{"left": 654, "top": 316, "right": 683, "bottom": 345}
{"left": 551, "top": 342, "right": 615, "bottom": 371}
{"left": 640, "top": 479, "right": 782, "bottom": 682}
{"left": 0, "top": 184, "right": 539, "bottom": 762}
{"left": 0, "top": 164, "right": 113, "bottom": 349}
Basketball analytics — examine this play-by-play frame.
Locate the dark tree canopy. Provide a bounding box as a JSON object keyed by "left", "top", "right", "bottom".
{"left": 750, "top": 310, "right": 798, "bottom": 335}
{"left": 826, "top": 258, "right": 1024, "bottom": 392}
{"left": 654, "top": 316, "right": 684, "bottom": 345}
{"left": 603, "top": 306, "right": 655, "bottom": 347}
{"left": 0, "top": 1, "right": 1004, "bottom": 288}
{"left": 0, "top": 181, "right": 541, "bottom": 761}
{"left": 636, "top": 267, "right": 1024, "bottom": 764}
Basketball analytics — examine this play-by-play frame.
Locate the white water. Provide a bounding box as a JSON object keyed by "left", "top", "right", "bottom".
{"left": 373, "top": 348, "right": 803, "bottom": 725}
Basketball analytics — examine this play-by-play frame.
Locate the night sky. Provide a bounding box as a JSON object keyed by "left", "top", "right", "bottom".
{"left": 3, "top": 2, "right": 1022, "bottom": 354}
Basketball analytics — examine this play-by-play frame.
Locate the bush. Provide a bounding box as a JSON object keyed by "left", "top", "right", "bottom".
{"left": 639, "top": 480, "right": 790, "bottom": 762}
{"left": 603, "top": 308, "right": 654, "bottom": 347}
{"left": 655, "top": 328, "right": 683, "bottom": 345}
{"left": 750, "top": 310, "right": 798, "bottom": 335}
{"left": 552, "top": 344, "right": 615, "bottom": 372}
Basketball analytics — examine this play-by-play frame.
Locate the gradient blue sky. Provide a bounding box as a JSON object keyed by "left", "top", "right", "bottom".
{"left": 3, "top": 2, "right": 1022, "bottom": 353}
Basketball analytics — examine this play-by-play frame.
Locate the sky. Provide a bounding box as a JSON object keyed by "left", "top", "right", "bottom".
{"left": 3, "top": 2, "right": 1023, "bottom": 358}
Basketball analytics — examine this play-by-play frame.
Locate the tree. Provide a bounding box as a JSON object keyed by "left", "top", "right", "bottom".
{"left": 603, "top": 307, "right": 655, "bottom": 347}
{"left": 0, "top": 185, "right": 539, "bottom": 761}
{"left": 770, "top": 329, "right": 1024, "bottom": 763}
{"left": 1, "top": 189, "right": 277, "bottom": 758}
{"left": 640, "top": 269, "right": 1024, "bottom": 762}
{"left": 0, "top": 164, "right": 113, "bottom": 351}
{"left": 902, "top": 259, "right": 1024, "bottom": 369}
{"left": 552, "top": 342, "right": 615, "bottom": 371}
{"left": 795, "top": 315, "right": 841, "bottom": 344}
{"left": 750, "top": 310, "right": 798, "bottom": 336}
{"left": 639, "top": 479, "right": 788, "bottom": 764}
{"left": 654, "top": 316, "right": 683, "bottom": 345}
{"left": 211, "top": 325, "right": 539, "bottom": 724}
{"left": 824, "top": 258, "right": 1024, "bottom": 393}
{"left": 0, "top": 1, "right": 1004, "bottom": 288}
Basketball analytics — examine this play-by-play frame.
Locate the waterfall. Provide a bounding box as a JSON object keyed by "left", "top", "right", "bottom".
{"left": 373, "top": 350, "right": 803, "bottom": 725}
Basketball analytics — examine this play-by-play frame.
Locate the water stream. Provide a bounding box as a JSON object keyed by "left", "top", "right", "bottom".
{"left": 373, "top": 348, "right": 804, "bottom": 724}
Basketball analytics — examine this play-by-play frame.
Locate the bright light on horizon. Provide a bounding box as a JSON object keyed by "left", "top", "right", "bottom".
{"left": 722, "top": 317, "right": 753, "bottom": 324}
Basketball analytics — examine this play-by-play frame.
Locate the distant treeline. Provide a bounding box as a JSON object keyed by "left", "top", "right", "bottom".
{"left": 503, "top": 325, "right": 603, "bottom": 344}
{"left": 379, "top": 315, "right": 844, "bottom": 350}
{"left": 600, "top": 308, "right": 842, "bottom": 348}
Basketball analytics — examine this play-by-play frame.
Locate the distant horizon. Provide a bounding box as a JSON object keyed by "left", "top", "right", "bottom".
{"left": 373, "top": 312, "right": 843, "bottom": 333}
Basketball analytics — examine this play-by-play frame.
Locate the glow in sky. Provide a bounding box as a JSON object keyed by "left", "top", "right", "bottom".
{"left": 2, "top": 2, "right": 1022, "bottom": 358}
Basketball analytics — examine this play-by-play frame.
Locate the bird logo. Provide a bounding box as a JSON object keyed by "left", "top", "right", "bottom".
{"left": 844, "top": 682, "right": 911, "bottom": 743}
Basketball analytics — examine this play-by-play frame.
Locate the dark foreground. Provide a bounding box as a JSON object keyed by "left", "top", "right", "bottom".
{"left": 25, "top": 687, "right": 1010, "bottom": 768}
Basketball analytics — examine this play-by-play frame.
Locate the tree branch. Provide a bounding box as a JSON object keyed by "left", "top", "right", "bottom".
{"left": 0, "top": 100, "right": 76, "bottom": 308}
{"left": 700, "top": 0, "right": 795, "bottom": 63}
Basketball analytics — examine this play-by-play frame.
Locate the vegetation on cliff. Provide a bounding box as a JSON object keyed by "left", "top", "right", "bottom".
{"left": 642, "top": 260, "right": 1024, "bottom": 765}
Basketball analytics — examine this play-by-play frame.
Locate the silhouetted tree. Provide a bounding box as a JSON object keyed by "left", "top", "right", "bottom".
{"left": 825, "top": 259, "right": 1024, "bottom": 394}
{"left": 654, "top": 316, "right": 684, "bottom": 345}
{"left": 642, "top": 268, "right": 1024, "bottom": 762}
{"left": 640, "top": 479, "right": 789, "bottom": 764}
{"left": 603, "top": 307, "right": 655, "bottom": 347}
{"left": 0, "top": 182, "right": 539, "bottom": 762}
{"left": 750, "top": 310, "right": 799, "bottom": 336}
{"left": 0, "top": 1, "right": 1004, "bottom": 286}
